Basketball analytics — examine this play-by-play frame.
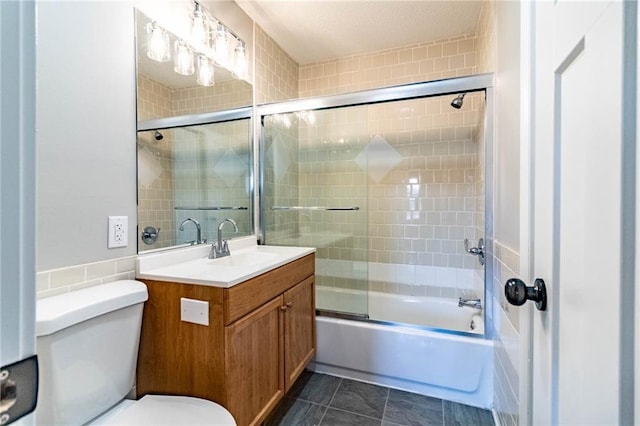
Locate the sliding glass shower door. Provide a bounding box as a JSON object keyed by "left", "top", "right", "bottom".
{"left": 260, "top": 78, "right": 489, "bottom": 333}
{"left": 262, "top": 108, "right": 370, "bottom": 316}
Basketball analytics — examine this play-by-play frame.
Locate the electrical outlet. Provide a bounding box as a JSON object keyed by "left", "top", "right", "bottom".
{"left": 108, "top": 216, "right": 128, "bottom": 248}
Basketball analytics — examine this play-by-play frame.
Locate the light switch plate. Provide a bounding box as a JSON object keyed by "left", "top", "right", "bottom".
{"left": 180, "top": 298, "right": 209, "bottom": 326}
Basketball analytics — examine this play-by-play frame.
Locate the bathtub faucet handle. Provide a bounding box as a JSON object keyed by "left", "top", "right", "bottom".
{"left": 464, "top": 238, "right": 485, "bottom": 266}
{"left": 458, "top": 297, "right": 482, "bottom": 309}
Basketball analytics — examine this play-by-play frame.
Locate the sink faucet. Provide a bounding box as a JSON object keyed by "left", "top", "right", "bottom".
{"left": 209, "top": 218, "right": 238, "bottom": 259}
{"left": 458, "top": 297, "right": 482, "bottom": 309}
{"left": 179, "top": 218, "right": 203, "bottom": 245}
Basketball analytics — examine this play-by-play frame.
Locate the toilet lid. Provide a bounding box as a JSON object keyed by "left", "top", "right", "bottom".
{"left": 90, "top": 395, "right": 236, "bottom": 426}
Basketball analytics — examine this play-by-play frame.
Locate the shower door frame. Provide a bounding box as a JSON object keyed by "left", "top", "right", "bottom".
{"left": 257, "top": 74, "right": 495, "bottom": 338}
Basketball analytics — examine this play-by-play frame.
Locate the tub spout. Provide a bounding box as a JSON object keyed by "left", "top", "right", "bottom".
{"left": 458, "top": 297, "right": 482, "bottom": 309}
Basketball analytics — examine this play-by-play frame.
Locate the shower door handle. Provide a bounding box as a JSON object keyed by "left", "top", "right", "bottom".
{"left": 504, "top": 278, "right": 547, "bottom": 311}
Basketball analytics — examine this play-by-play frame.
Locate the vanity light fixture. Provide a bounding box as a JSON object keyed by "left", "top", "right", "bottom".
{"left": 233, "top": 41, "right": 247, "bottom": 80}
{"left": 213, "top": 22, "right": 229, "bottom": 67}
{"left": 190, "top": 2, "right": 209, "bottom": 50}
{"left": 146, "top": 21, "right": 170, "bottom": 62}
{"left": 196, "top": 55, "right": 215, "bottom": 86}
{"left": 146, "top": 1, "right": 249, "bottom": 86}
{"left": 174, "top": 39, "right": 195, "bottom": 75}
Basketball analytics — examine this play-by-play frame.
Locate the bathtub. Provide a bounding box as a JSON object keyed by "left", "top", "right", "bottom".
{"left": 311, "top": 288, "right": 493, "bottom": 408}
{"left": 316, "top": 286, "right": 484, "bottom": 334}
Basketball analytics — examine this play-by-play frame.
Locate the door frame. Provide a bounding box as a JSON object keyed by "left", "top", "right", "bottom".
{"left": 0, "top": 1, "right": 37, "bottom": 424}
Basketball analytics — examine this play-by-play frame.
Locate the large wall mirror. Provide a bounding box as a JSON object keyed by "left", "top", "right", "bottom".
{"left": 135, "top": 5, "right": 254, "bottom": 253}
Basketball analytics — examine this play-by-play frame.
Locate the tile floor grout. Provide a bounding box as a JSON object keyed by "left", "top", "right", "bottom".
{"left": 266, "top": 370, "right": 494, "bottom": 426}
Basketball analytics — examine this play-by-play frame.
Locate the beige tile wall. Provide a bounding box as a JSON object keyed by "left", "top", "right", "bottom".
{"left": 136, "top": 75, "right": 176, "bottom": 251}
{"left": 255, "top": 25, "right": 299, "bottom": 104}
{"left": 299, "top": 34, "right": 477, "bottom": 98}
{"left": 171, "top": 79, "right": 252, "bottom": 116}
{"left": 137, "top": 74, "right": 173, "bottom": 121}
{"left": 37, "top": 256, "right": 137, "bottom": 299}
{"left": 137, "top": 129, "right": 176, "bottom": 250}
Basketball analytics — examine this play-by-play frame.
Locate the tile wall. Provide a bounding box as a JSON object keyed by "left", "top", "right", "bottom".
{"left": 255, "top": 25, "right": 299, "bottom": 104}
{"left": 493, "top": 241, "right": 520, "bottom": 426}
{"left": 299, "top": 34, "right": 477, "bottom": 98}
{"left": 36, "top": 256, "right": 137, "bottom": 299}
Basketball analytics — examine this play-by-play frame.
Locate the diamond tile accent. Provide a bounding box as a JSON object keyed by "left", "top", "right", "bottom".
{"left": 213, "top": 148, "right": 247, "bottom": 187}
{"left": 354, "top": 135, "right": 403, "bottom": 182}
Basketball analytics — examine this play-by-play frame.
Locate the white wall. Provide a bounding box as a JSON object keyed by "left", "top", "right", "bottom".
{"left": 35, "top": 0, "right": 253, "bottom": 271}
{"left": 36, "top": 2, "right": 138, "bottom": 270}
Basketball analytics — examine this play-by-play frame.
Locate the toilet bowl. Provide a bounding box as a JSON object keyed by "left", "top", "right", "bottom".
{"left": 88, "top": 395, "right": 236, "bottom": 425}
{"left": 35, "top": 280, "right": 236, "bottom": 426}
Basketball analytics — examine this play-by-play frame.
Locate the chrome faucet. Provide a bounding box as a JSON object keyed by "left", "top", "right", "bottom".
{"left": 179, "top": 218, "right": 203, "bottom": 245}
{"left": 209, "top": 218, "right": 238, "bottom": 259}
{"left": 458, "top": 297, "right": 482, "bottom": 309}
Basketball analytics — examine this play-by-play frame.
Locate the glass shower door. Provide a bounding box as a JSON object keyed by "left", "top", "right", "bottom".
{"left": 262, "top": 108, "right": 369, "bottom": 317}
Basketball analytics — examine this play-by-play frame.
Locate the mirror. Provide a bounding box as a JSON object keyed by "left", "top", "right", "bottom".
{"left": 135, "top": 9, "right": 253, "bottom": 121}
{"left": 135, "top": 7, "right": 254, "bottom": 253}
{"left": 137, "top": 120, "right": 252, "bottom": 252}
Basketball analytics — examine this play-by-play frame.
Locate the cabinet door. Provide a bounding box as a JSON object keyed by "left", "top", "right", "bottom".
{"left": 225, "top": 296, "right": 284, "bottom": 426}
{"left": 283, "top": 276, "right": 316, "bottom": 391}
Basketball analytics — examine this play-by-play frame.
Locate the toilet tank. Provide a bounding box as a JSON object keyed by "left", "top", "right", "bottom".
{"left": 36, "top": 280, "right": 148, "bottom": 426}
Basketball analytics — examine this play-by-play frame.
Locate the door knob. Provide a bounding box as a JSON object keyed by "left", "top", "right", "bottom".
{"left": 504, "top": 278, "right": 547, "bottom": 311}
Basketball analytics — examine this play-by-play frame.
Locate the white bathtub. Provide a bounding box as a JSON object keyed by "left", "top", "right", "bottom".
{"left": 316, "top": 286, "right": 484, "bottom": 334}
{"left": 311, "top": 288, "right": 493, "bottom": 409}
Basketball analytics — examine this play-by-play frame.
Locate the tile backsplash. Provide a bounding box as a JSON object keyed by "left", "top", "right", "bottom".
{"left": 36, "top": 256, "right": 137, "bottom": 299}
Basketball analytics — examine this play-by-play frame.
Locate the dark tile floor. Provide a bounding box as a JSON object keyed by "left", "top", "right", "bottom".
{"left": 264, "top": 370, "right": 494, "bottom": 426}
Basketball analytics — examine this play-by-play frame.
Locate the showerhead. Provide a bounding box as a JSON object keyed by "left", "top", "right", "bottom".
{"left": 450, "top": 93, "right": 466, "bottom": 109}
{"left": 154, "top": 130, "right": 164, "bottom": 141}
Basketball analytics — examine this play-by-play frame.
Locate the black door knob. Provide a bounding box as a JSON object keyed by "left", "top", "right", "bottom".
{"left": 504, "top": 278, "right": 547, "bottom": 311}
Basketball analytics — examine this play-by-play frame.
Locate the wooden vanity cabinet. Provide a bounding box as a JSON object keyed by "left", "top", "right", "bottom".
{"left": 136, "top": 254, "right": 315, "bottom": 426}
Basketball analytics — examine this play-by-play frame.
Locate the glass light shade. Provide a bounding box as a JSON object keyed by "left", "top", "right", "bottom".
{"left": 146, "top": 22, "right": 170, "bottom": 62}
{"left": 174, "top": 40, "right": 194, "bottom": 75}
{"left": 213, "top": 23, "right": 229, "bottom": 67}
{"left": 190, "top": 4, "right": 209, "bottom": 50}
{"left": 196, "top": 55, "right": 215, "bottom": 86}
{"left": 233, "top": 42, "right": 247, "bottom": 80}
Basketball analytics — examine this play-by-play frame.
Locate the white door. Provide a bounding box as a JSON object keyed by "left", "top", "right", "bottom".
{"left": 528, "top": 1, "right": 635, "bottom": 424}
{"left": 0, "top": 2, "right": 37, "bottom": 425}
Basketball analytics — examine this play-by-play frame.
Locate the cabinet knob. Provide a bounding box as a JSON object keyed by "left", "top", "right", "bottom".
{"left": 280, "top": 301, "right": 293, "bottom": 311}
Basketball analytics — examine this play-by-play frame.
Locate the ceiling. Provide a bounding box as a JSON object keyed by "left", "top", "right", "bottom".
{"left": 236, "top": 0, "right": 485, "bottom": 65}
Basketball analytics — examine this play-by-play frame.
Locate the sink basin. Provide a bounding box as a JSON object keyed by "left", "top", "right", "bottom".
{"left": 208, "top": 251, "right": 278, "bottom": 267}
{"left": 136, "top": 236, "right": 315, "bottom": 287}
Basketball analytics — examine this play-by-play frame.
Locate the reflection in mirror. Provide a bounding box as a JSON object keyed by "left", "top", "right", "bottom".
{"left": 135, "top": 8, "right": 253, "bottom": 121}
{"left": 137, "top": 119, "right": 252, "bottom": 253}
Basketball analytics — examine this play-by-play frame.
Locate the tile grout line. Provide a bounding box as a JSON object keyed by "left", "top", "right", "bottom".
{"left": 317, "top": 377, "right": 342, "bottom": 426}
{"left": 381, "top": 387, "right": 390, "bottom": 425}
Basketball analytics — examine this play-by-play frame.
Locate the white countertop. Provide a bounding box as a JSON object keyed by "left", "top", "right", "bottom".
{"left": 136, "top": 236, "right": 315, "bottom": 288}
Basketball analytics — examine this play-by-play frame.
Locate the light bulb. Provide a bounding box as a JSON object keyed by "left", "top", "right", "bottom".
{"left": 213, "top": 23, "right": 229, "bottom": 67}
{"left": 190, "top": 2, "right": 209, "bottom": 50}
{"left": 174, "top": 39, "right": 194, "bottom": 75}
{"left": 233, "top": 41, "right": 247, "bottom": 80}
{"left": 196, "top": 55, "right": 215, "bottom": 86}
{"left": 146, "top": 22, "right": 170, "bottom": 62}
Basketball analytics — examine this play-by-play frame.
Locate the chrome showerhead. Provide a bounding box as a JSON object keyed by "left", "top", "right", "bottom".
{"left": 154, "top": 130, "right": 164, "bottom": 141}
{"left": 450, "top": 93, "right": 466, "bottom": 109}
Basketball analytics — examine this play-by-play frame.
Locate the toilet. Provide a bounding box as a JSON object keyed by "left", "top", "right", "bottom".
{"left": 35, "top": 280, "right": 236, "bottom": 425}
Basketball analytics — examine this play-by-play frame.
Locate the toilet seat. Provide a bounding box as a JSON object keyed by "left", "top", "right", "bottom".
{"left": 88, "top": 395, "right": 236, "bottom": 426}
